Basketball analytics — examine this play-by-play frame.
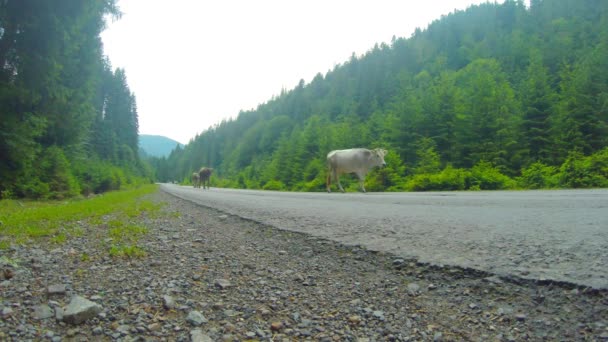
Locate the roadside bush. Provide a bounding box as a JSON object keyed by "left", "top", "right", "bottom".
{"left": 39, "top": 146, "right": 81, "bottom": 199}
{"left": 263, "top": 180, "right": 286, "bottom": 191}
{"left": 14, "top": 175, "right": 50, "bottom": 199}
{"left": 517, "top": 162, "right": 559, "bottom": 189}
{"left": 404, "top": 166, "right": 470, "bottom": 191}
{"left": 557, "top": 149, "right": 608, "bottom": 188}
{"left": 73, "top": 160, "right": 124, "bottom": 195}
{"left": 469, "top": 161, "right": 515, "bottom": 190}
{"left": 365, "top": 150, "right": 407, "bottom": 192}
{"left": 294, "top": 174, "right": 326, "bottom": 192}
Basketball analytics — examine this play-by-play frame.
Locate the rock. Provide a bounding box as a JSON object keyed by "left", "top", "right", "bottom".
{"left": 48, "top": 284, "right": 67, "bottom": 295}
{"left": 497, "top": 307, "right": 514, "bottom": 316}
{"left": 1, "top": 307, "right": 13, "bottom": 317}
{"left": 33, "top": 304, "right": 54, "bottom": 320}
{"left": 186, "top": 311, "right": 208, "bottom": 326}
{"left": 62, "top": 295, "right": 102, "bottom": 325}
{"left": 270, "top": 321, "right": 283, "bottom": 331}
{"left": 515, "top": 313, "right": 527, "bottom": 321}
{"left": 393, "top": 259, "right": 405, "bottom": 266}
{"left": 55, "top": 307, "right": 64, "bottom": 321}
{"left": 407, "top": 283, "right": 420, "bottom": 295}
{"left": 372, "top": 311, "right": 385, "bottom": 320}
{"left": 147, "top": 323, "right": 161, "bottom": 331}
{"left": 191, "top": 329, "right": 213, "bottom": 342}
{"left": 348, "top": 315, "right": 362, "bottom": 325}
{"left": 214, "top": 279, "right": 232, "bottom": 289}
{"left": 163, "top": 295, "right": 176, "bottom": 310}
{"left": 484, "top": 276, "right": 504, "bottom": 284}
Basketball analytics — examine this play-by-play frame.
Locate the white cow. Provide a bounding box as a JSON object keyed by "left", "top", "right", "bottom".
{"left": 326, "top": 148, "right": 387, "bottom": 193}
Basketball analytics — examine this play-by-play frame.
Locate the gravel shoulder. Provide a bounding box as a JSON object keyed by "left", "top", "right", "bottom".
{"left": 1, "top": 190, "right": 607, "bottom": 341}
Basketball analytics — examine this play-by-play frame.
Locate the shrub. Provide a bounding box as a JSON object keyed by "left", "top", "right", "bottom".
{"left": 517, "top": 162, "right": 559, "bottom": 189}
{"left": 294, "top": 175, "right": 326, "bottom": 192}
{"left": 557, "top": 149, "right": 608, "bottom": 188}
{"left": 39, "top": 146, "right": 81, "bottom": 199}
{"left": 263, "top": 180, "right": 286, "bottom": 191}
{"left": 469, "top": 161, "right": 515, "bottom": 190}
{"left": 365, "top": 150, "right": 407, "bottom": 192}
{"left": 404, "top": 166, "right": 470, "bottom": 191}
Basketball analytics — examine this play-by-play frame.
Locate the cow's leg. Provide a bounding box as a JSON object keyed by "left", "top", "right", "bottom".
{"left": 357, "top": 172, "right": 366, "bottom": 192}
{"left": 326, "top": 171, "right": 332, "bottom": 193}
{"left": 336, "top": 173, "right": 345, "bottom": 193}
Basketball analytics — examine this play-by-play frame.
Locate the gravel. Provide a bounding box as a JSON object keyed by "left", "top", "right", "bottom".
{"left": 1, "top": 190, "right": 607, "bottom": 341}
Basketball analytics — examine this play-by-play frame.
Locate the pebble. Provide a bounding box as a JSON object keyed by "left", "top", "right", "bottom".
{"left": 271, "top": 321, "right": 283, "bottom": 331}
{"left": 48, "top": 284, "right": 67, "bottom": 295}
{"left": 186, "top": 311, "right": 207, "bottom": 326}
{"left": 214, "top": 279, "right": 232, "bottom": 289}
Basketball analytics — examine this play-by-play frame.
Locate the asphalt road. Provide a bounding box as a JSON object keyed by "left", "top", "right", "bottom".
{"left": 160, "top": 184, "right": 608, "bottom": 289}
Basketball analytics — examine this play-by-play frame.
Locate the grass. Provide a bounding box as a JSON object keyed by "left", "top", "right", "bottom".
{"left": 0, "top": 184, "right": 162, "bottom": 258}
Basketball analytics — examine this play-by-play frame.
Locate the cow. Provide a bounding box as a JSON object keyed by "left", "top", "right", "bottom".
{"left": 192, "top": 172, "right": 200, "bottom": 188}
{"left": 326, "top": 148, "right": 387, "bottom": 193}
{"left": 198, "top": 167, "right": 213, "bottom": 189}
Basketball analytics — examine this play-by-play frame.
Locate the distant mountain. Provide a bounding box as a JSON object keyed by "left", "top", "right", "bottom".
{"left": 139, "top": 135, "right": 184, "bottom": 158}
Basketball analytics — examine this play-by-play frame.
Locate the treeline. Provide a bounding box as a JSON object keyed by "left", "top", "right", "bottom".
{"left": 0, "top": 1, "right": 150, "bottom": 199}
{"left": 156, "top": 0, "right": 608, "bottom": 191}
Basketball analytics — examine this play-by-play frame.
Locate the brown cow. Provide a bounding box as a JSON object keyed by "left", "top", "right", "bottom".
{"left": 192, "top": 172, "right": 200, "bottom": 188}
{"left": 198, "top": 167, "right": 213, "bottom": 189}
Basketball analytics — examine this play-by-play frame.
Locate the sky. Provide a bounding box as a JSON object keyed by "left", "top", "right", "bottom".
{"left": 101, "top": 0, "right": 500, "bottom": 145}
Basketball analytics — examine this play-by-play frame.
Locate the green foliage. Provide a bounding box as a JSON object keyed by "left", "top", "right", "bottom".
{"left": 557, "top": 149, "right": 608, "bottom": 188}
{"left": 109, "top": 244, "right": 146, "bottom": 259}
{"left": 469, "top": 161, "right": 516, "bottom": 190}
{"left": 516, "top": 162, "right": 559, "bottom": 189}
{"left": 39, "top": 146, "right": 81, "bottom": 199}
{"left": 152, "top": 0, "right": 606, "bottom": 192}
{"left": 0, "top": 1, "right": 150, "bottom": 199}
{"left": 0, "top": 184, "right": 159, "bottom": 243}
{"left": 414, "top": 138, "right": 441, "bottom": 174}
{"left": 405, "top": 166, "right": 471, "bottom": 191}
{"left": 262, "top": 180, "right": 287, "bottom": 191}
{"left": 365, "top": 150, "right": 407, "bottom": 191}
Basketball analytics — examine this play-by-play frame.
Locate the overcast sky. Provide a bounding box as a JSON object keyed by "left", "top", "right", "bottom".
{"left": 101, "top": 0, "right": 500, "bottom": 144}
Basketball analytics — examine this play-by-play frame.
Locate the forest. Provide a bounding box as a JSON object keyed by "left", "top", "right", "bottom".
{"left": 0, "top": 1, "right": 151, "bottom": 199}
{"left": 1, "top": 0, "right": 607, "bottom": 199}
{"left": 153, "top": 0, "right": 608, "bottom": 192}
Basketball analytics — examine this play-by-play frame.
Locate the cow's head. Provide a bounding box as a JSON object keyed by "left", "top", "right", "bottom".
{"left": 372, "top": 148, "right": 388, "bottom": 167}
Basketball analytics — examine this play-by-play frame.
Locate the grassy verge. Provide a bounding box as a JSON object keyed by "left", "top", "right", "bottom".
{"left": 0, "top": 184, "right": 163, "bottom": 258}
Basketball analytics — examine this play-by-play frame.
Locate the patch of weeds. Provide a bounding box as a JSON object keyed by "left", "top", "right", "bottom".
{"left": 80, "top": 253, "right": 91, "bottom": 262}
{"left": 74, "top": 268, "right": 87, "bottom": 278}
{"left": 123, "top": 199, "right": 163, "bottom": 219}
{"left": 0, "top": 184, "right": 159, "bottom": 244}
{"left": 108, "top": 220, "right": 148, "bottom": 243}
{"left": 0, "top": 240, "right": 10, "bottom": 250}
{"left": 0, "top": 255, "right": 19, "bottom": 268}
{"left": 170, "top": 211, "right": 181, "bottom": 218}
{"left": 109, "top": 244, "right": 146, "bottom": 259}
{"left": 51, "top": 233, "right": 67, "bottom": 244}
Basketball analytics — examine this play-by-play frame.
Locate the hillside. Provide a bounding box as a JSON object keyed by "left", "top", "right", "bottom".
{"left": 156, "top": 0, "right": 608, "bottom": 191}
{"left": 139, "top": 135, "right": 184, "bottom": 158}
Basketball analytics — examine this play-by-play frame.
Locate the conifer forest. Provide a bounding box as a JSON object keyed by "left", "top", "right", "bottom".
{"left": 1, "top": 0, "right": 607, "bottom": 198}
